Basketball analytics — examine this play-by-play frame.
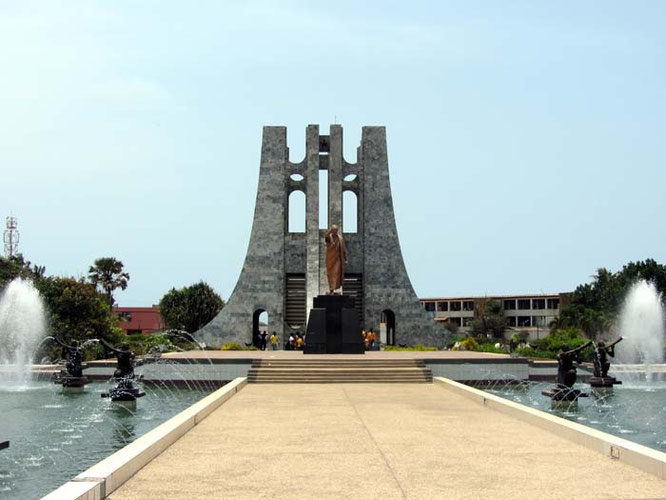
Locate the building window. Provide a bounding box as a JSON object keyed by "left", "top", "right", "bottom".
{"left": 503, "top": 299, "right": 516, "bottom": 310}
{"left": 450, "top": 301, "right": 462, "bottom": 311}
{"left": 448, "top": 317, "right": 462, "bottom": 327}
{"left": 517, "top": 299, "right": 531, "bottom": 310}
{"left": 462, "top": 317, "right": 474, "bottom": 327}
{"left": 547, "top": 298, "right": 560, "bottom": 310}
{"left": 424, "top": 302, "right": 435, "bottom": 312}
{"left": 462, "top": 301, "right": 474, "bottom": 312}
{"left": 118, "top": 312, "right": 132, "bottom": 322}
{"left": 437, "top": 301, "right": 448, "bottom": 312}
{"left": 517, "top": 316, "right": 531, "bottom": 327}
{"left": 508, "top": 316, "right": 516, "bottom": 327}
{"left": 532, "top": 316, "right": 547, "bottom": 327}
{"left": 532, "top": 299, "right": 546, "bottom": 310}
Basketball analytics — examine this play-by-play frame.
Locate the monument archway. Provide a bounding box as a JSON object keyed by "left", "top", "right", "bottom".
{"left": 197, "top": 125, "right": 448, "bottom": 348}
{"left": 381, "top": 309, "right": 396, "bottom": 346}
{"left": 252, "top": 309, "right": 268, "bottom": 348}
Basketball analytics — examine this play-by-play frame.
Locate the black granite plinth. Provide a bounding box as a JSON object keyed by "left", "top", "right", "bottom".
{"left": 304, "top": 308, "right": 327, "bottom": 354}
{"left": 304, "top": 295, "right": 364, "bottom": 355}
{"left": 542, "top": 385, "right": 588, "bottom": 401}
{"left": 0, "top": 441, "right": 8, "bottom": 451}
{"left": 55, "top": 375, "right": 90, "bottom": 388}
{"left": 589, "top": 376, "right": 622, "bottom": 388}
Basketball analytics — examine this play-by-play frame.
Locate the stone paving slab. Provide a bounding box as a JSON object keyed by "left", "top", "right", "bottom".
{"left": 110, "top": 384, "right": 666, "bottom": 499}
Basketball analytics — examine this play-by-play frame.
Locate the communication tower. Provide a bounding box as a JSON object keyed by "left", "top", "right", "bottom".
{"left": 4, "top": 216, "right": 19, "bottom": 257}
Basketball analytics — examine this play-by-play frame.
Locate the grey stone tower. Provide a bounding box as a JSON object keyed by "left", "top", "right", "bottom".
{"left": 197, "top": 125, "right": 447, "bottom": 348}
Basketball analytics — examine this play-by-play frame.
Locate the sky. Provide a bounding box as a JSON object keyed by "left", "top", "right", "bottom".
{"left": 1, "top": 1, "right": 665, "bottom": 306}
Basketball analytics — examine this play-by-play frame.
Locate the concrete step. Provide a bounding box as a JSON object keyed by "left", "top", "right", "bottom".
{"left": 248, "top": 373, "right": 432, "bottom": 380}
{"left": 252, "top": 362, "right": 426, "bottom": 368}
{"left": 247, "top": 379, "right": 432, "bottom": 384}
{"left": 248, "top": 374, "right": 432, "bottom": 378}
{"left": 249, "top": 358, "right": 432, "bottom": 384}
{"left": 248, "top": 375, "right": 433, "bottom": 383}
{"left": 252, "top": 359, "right": 424, "bottom": 366}
{"left": 248, "top": 368, "right": 429, "bottom": 372}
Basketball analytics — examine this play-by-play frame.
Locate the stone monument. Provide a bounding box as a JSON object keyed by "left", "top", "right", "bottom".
{"left": 197, "top": 125, "right": 448, "bottom": 348}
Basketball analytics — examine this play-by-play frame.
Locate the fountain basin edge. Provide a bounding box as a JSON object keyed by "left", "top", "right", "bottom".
{"left": 43, "top": 377, "right": 248, "bottom": 500}
{"left": 434, "top": 377, "right": 666, "bottom": 480}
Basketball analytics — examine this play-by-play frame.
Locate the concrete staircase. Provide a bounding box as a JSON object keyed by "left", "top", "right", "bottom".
{"left": 247, "top": 359, "right": 433, "bottom": 384}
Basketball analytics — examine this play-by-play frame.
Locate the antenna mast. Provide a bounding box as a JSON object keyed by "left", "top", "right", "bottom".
{"left": 4, "top": 216, "right": 19, "bottom": 257}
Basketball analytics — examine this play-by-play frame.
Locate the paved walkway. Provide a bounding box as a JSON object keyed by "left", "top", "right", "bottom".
{"left": 110, "top": 384, "right": 666, "bottom": 499}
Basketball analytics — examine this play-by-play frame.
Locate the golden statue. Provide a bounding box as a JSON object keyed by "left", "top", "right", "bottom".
{"left": 324, "top": 224, "right": 347, "bottom": 294}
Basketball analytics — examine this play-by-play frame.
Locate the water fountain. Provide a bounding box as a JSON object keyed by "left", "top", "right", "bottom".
{"left": 51, "top": 339, "right": 91, "bottom": 392}
{"left": 0, "top": 278, "right": 47, "bottom": 389}
{"left": 100, "top": 340, "right": 146, "bottom": 407}
{"left": 613, "top": 280, "right": 666, "bottom": 384}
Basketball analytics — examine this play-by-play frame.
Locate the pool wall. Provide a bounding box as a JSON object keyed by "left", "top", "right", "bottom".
{"left": 43, "top": 377, "right": 247, "bottom": 500}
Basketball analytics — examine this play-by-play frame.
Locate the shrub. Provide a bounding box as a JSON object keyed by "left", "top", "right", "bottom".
{"left": 516, "top": 327, "right": 593, "bottom": 360}
{"left": 221, "top": 342, "right": 244, "bottom": 351}
{"left": 515, "top": 347, "right": 556, "bottom": 359}
{"left": 383, "top": 344, "right": 438, "bottom": 351}
{"left": 475, "top": 343, "right": 504, "bottom": 354}
{"left": 220, "top": 342, "right": 259, "bottom": 351}
{"left": 459, "top": 338, "right": 479, "bottom": 351}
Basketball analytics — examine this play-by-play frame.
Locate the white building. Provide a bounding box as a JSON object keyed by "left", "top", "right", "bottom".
{"left": 419, "top": 293, "right": 570, "bottom": 340}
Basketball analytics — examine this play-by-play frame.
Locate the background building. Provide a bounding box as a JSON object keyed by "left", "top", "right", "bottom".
{"left": 113, "top": 306, "right": 165, "bottom": 335}
{"left": 419, "top": 293, "right": 571, "bottom": 340}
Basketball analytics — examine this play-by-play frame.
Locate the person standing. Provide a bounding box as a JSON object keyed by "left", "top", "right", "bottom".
{"left": 270, "top": 331, "right": 279, "bottom": 351}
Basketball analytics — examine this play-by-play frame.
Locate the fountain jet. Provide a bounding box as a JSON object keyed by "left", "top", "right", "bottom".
{"left": 0, "top": 278, "right": 47, "bottom": 388}
{"left": 617, "top": 280, "right": 665, "bottom": 365}
{"left": 613, "top": 280, "right": 665, "bottom": 385}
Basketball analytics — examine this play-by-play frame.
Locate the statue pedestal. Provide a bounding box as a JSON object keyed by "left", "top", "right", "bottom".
{"left": 304, "top": 295, "right": 364, "bottom": 355}
{"left": 589, "top": 376, "right": 621, "bottom": 388}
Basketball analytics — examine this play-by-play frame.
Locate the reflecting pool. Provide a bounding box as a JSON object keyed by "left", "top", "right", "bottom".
{"left": 0, "top": 382, "right": 212, "bottom": 499}
{"left": 487, "top": 381, "right": 666, "bottom": 452}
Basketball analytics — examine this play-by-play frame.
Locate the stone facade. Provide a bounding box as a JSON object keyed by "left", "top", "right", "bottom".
{"left": 196, "top": 125, "right": 448, "bottom": 348}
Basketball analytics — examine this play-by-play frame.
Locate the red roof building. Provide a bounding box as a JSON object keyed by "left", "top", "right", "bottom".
{"left": 113, "top": 306, "right": 165, "bottom": 335}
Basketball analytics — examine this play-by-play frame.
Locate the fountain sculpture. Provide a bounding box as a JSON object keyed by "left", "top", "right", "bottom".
{"left": 589, "top": 338, "right": 623, "bottom": 388}
{"left": 0, "top": 278, "right": 47, "bottom": 388}
{"left": 52, "top": 338, "right": 90, "bottom": 392}
{"left": 100, "top": 340, "right": 145, "bottom": 404}
{"left": 542, "top": 341, "right": 592, "bottom": 403}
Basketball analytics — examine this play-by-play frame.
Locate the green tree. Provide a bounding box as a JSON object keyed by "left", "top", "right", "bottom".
{"left": 158, "top": 281, "right": 224, "bottom": 333}
{"left": 88, "top": 257, "right": 130, "bottom": 306}
{"left": 470, "top": 299, "right": 508, "bottom": 339}
{"left": 36, "top": 276, "right": 123, "bottom": 345}
{"left": 558, "top": 259, "right": 666, "bottom": 337}
{"left": 0, "top": 254, "right": 45, "bottom": 288}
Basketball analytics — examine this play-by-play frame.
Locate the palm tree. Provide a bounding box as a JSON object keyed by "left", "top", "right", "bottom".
{"left": 88, "top": 257, "right": 130, "bottom": 306}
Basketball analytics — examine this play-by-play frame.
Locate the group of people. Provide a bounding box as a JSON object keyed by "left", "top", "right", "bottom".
{"left": 256, "top": 331, "right": 281, "bottom": 351}
{"left": 254, "top": 330, "right": 313, "bottom": 350}
{"left": 361, "top": 329, "right": 378, "bottom": 351}
{"left": 258, "top": 329, "right": 379, "bottom": 351}
{"left": 286, "top": 332, "right": 305, "bottom": 351}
